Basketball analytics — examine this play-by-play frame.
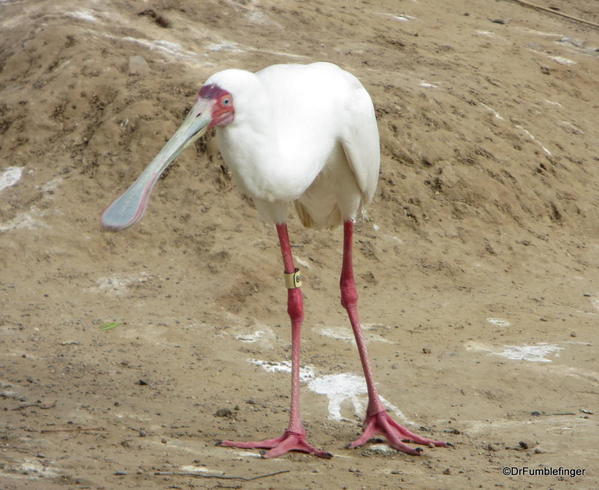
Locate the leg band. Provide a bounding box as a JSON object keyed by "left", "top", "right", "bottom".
{"left": 284, "top": 268, "right": 302, "bottom": 289}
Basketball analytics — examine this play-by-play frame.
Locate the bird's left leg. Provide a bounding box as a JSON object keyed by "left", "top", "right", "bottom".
{"left": 219, "top": 223, "right": 331, "bottom": 459}
{"left": 340, "top": 220, "right": 448, "bottom": 455}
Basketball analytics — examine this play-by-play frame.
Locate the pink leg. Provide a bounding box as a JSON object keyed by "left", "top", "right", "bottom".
{"left": 220, "top": 223, "right": 332, "bottom": 459}
{"left": 340, "top": 220, "right": 448, "bottom": 455}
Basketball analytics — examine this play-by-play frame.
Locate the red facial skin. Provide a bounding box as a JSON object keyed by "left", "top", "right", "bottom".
{"left": 198, "top": 84, "right": 234, "bottom": 128}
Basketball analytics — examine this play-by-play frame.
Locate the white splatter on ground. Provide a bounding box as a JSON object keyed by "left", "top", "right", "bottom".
{"left": 101, "top": 34, "right": 305, "bottom": 66}
{"left": 206, "top": 41, "right": 244, "bottom": 53}
{"left": 419, "top": 81, "right": 438, "bottom": 88}
{"left": 480, "top": 103, "right": 505, "bottom": 121}
{"left": 394, "top": 15, "right": 415, "bottom": 22}
{"left": 234, "top": 328, "right": 276, "bottom": 348}
{"left": 248, "top": 359, "right": 315, "bottom": 382}
{"left": 307, "top": 373, "right": 367, "bottom": 421}
{"left": 375, "top": 12, "right": 416, "bottom": 23}
{"left": 466, "top": 341, "right": 563, "bottom": 363}
{"left": 497, "top": 344, "right": 563, "bottom": 363}
{"left": 235, "top": 330, "right": 267, "bottom": 343}
{"left": 294, "top": 256, "right": 311, "bottom": 269}
{"left": 90, "top": 273, "right": 150, "bottom": 296}
{"left": 180, "top": 465, "right": 223, "bottom": 475}
{"left": 549, "top": 55, "right": 576, "bottom": 65}
{"left": 529, "top": 47, "right": 577, "bottom": 68}
{"left": 518, "top": 27, "right": 564, "bottom": 37}
{"left": 0, "top": 207, "right": 48, "bottom": 232}
{"left": 0, "top": 166, "right": 23, "bottom": 192}
{"left": 308, "top": 373, "right": 409, "bottom": 423}
{"left": 319, "top": 326, "right": 391, "bottom": 344}
{"left": 66, "top": 10, "right": 97, "bottom": 22}
{"left": 478, "top": 103, "right": 552, "bottom": 155}
{"left": 102, "top": 34, "right": 201, "bottom": 62}
{"left": 558, "top": 120, "right": 584, "bottom": 135}
{"left": 515, "top": 125, "right": 552, "bottom": 156}
{"left": 486, "top": 317, "right": 511, "bottom": 327}
{"left": 248, "top": 360, "right": 409, "bottom": 423}
{"left": 13, "top": 459, "right": 60, "bottom": 479}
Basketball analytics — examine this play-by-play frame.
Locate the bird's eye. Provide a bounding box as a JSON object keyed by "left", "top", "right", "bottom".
{"left": 222, "top": 97, "right": 231, "bottom": 106}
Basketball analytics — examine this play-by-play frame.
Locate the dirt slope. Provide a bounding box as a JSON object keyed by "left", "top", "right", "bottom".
{"left": 1, "top": 0, "right": 598, "bottom": 488}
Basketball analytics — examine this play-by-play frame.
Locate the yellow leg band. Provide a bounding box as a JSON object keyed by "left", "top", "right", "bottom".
{"left": 284, "top": 268, "right": 302, "bottom": 289}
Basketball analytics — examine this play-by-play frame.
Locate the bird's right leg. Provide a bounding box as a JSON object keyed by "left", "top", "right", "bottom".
{"left": 219, "top": 223, "right": 331, "bottom": 459}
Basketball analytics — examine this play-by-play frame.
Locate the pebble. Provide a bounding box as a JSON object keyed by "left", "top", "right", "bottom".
{"left": 214, "top": 408, "right": 233, "bottom": 418}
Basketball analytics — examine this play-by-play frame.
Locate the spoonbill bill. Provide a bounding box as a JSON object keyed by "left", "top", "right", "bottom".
{"left": 102, "top": 62, "right": 448, "bottom": 458}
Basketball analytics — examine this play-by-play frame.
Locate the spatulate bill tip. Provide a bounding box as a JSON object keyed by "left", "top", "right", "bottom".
{"left": 100, "top": 208, "right": 140, "bottom": 232}
{"left": 100, "top": 217, "right": 132, "bottom": 232}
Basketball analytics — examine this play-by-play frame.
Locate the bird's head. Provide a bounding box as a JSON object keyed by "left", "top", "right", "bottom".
{"left": 197, "top": 83, "right": 235, "bottom": 128}
{"left": 101, "top": 70, "right": 258, "bottom": 231}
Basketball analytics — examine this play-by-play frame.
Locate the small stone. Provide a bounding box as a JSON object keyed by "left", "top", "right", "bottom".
{"left": 214, "top": 408, "right": 233, "bottom": 418}
{"left": 518, "top": 440, "right": 537, "bottom": 450}
{"left": 136, "top": 379, "right": 148, "bottom": 386}
{"left": 422, "top": 347, "right": 432, "bottom": 354}
{"left": 443, "top": 468, "right": 451, "bottom": 475}
{"left": 570, "top": 331, "right": 577, "bottom": 337}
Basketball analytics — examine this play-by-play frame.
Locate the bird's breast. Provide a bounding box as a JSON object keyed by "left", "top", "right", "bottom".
{"left": 217, "top": 125, "right": 334, "bottom": 203}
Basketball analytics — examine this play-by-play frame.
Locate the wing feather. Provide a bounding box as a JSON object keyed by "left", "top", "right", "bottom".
{"left": 339, "top": 78, "right": 380, "bottom": 204}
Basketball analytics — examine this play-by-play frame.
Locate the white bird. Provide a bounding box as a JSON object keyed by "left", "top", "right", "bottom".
{"left": 102, "top": 62, "right": 447, "bottom": 458}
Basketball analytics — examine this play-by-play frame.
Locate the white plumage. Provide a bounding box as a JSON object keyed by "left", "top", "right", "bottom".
{"left": 208, "top": 62, "right": 380, "bottom": 227}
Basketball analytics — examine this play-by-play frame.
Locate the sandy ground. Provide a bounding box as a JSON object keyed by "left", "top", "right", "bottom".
{"left": 1, "top": 0, "right": 599, "bottom": 488}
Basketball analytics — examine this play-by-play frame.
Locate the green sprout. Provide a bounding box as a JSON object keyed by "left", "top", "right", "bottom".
{"left": 100, "top": 321, "right": 121, "bottom": 331}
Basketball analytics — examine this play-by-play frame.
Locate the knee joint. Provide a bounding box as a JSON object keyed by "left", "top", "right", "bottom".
{"left": 340, "top": 279, "right": 358, "bottom": 309}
